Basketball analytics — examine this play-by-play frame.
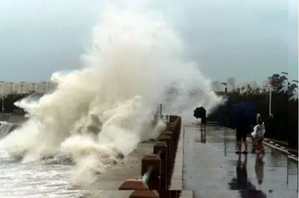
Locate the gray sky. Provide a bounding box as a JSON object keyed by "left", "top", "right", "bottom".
{"left": 0, "top": 0, "right": 297, "bottom": 84}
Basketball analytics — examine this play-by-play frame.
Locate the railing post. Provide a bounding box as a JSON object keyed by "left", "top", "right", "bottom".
{"left": 120, "top": 115, "right": 182, "bottom": 198}
{"left": 142, "top": 154, "right": 161, "bottom": 190}
{"left": 164, "top": 131, "right": 174, "bottom": 171}
{"left": 169, "top": 115, "right": 176, "bottom": 122}
{"left": 153, "top": 142, "right": 168, "bottom": 191}
{"left": 160, "top": 134, "right": 172, "bottom": 187}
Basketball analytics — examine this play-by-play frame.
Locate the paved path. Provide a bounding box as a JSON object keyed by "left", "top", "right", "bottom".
{"left": 183, "top": 124, "right": 298, "bottom": 198}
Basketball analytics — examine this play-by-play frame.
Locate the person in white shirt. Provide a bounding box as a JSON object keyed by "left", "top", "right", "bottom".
{"left": 251, "top": 117, "right": 266, "bottom": 154}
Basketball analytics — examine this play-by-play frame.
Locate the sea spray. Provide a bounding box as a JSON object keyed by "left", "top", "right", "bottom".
{"left": 0, "top": 2, "right": 221, "bottom": 186}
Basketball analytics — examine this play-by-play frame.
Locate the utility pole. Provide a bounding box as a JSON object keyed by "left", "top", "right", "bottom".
{"left": 268, "top": 86, "right": 273, "bottom": 118}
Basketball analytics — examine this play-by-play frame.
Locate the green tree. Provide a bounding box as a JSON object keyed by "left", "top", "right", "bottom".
{"left": 268, "top": 74, "right": 287, "bottom": 92}
{"left": 209, "top": 73, "right": 298, "bottom": 150}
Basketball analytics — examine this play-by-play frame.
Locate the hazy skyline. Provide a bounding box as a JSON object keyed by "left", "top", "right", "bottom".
{"left": 0, "top": 0, "right": 298, "bottom": 84}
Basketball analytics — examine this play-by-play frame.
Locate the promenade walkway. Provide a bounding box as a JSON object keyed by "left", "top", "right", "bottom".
{"left": 183, "top": 123, "right": 298, "bottom": 198}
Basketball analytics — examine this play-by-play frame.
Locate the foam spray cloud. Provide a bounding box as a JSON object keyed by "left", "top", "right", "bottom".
{"left": 1, "top": 2, "right": 221, "bottom": 185}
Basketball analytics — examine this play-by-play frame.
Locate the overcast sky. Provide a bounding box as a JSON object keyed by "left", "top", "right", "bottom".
{"left": 0, "top": 0, "right": 297, "bottom": 85}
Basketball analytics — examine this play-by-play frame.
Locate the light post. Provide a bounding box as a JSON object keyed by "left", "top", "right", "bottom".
{"left": 281, "top": 72, "right": 289, "bottom": 181}
{"left": 221, "top": 82, "right": 228, "bottom": 156}
{"left": 266, "top": 85, "right": 274, "bottom": 118}
{"left": 221, "top": 82, "right": 228, "bottom": 123}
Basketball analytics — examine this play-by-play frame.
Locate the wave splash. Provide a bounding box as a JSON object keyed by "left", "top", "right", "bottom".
{"left": 0, "top": 3, "right": 221, "bottom": 186}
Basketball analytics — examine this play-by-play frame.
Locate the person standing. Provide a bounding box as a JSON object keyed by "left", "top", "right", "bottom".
{"left": 236, "top": 113, "right": 250, "bottom": 154}
{"left": 251, "top": 113, "right": 261, "bottom": 153}
{"left": 255, "top": 117, "right": 266, "bottom": 154}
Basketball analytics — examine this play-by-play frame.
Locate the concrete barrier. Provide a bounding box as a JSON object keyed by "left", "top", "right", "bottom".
{"left": 119, "top": 115, "right": 182, "bottom": 198}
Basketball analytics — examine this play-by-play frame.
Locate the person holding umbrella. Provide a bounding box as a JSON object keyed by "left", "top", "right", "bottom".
{"left": 193, "top": 106, "right": 207, "bottom": 131}
{"left": 231, "top": 102, "right": 257, "bottom": 154}
{"left": 236, "top": 113, "right": 250, "bottom": 154}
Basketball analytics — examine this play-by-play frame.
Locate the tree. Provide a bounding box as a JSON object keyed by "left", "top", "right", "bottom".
{"left": 268, "top": 74, "right": 287, "bottom": 92}
{"left": 209, "top": 73, "right": 298, "bottom": 150}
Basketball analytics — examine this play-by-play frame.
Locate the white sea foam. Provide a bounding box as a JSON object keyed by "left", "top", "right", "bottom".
{"left": 0, "top": 2, "right": 221, "bottom": 185}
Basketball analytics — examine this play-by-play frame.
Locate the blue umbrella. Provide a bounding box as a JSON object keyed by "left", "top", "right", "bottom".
{"left": 231, "top": 102, "right": 257, "bottom": 128}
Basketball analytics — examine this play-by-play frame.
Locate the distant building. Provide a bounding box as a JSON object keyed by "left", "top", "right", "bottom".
{"left": 219, "top": 83, "right": 233, "bottom": 93}
{"left": 227, "top": 77, "right": 236, "bottom": 90}
{"left": 0, "top": 81, "right": 57, "bottom": 96}
{"left": 212, "top": 81, "right": 220, "bottom": 92}
{"left": 0, "top": 81, "right": 10, "bottom": 95}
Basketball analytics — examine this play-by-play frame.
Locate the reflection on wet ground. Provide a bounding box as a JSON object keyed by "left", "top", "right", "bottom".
{"left": 228, "top": 154, "right": 267, "bottom": 198}
{"left": 183, "top": 124, "right": 298, "bottom": 198}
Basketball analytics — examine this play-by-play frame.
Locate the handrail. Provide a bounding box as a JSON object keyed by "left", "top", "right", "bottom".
{"left": 141, "top": 165, "right": 154, "bottom": 183}
{"left": 141, "top": 149, "right": 163, "bottom": 184}
{"left": 118, "top": 115, "right": 182, "bottom": 198}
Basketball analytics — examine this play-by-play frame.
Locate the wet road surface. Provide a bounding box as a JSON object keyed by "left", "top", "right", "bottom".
{"left": 183, "top": 124, "right": 298, "bottom": 198}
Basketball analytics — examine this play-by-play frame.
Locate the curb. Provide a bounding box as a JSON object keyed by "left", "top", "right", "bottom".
{"left": 263, "top": 138, "right": 298, "bottom": 162}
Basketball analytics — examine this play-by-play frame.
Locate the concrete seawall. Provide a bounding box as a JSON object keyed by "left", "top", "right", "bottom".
{"left": 84, "top": 116, "right": 193, "bottom": 198}
{"left": 170, "top": 123, "right": 183, "bottom": 190}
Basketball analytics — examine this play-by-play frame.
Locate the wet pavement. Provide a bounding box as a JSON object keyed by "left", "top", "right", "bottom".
{"left": 183, "top": 124, "right": 298, "bottom": 198}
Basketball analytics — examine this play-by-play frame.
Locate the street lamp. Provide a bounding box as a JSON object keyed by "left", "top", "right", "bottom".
{"left": 281, "top": 72, "right": 289, "bottom": 153}
{"left": 221, "top": 82, "right": 228, "bottom": 156}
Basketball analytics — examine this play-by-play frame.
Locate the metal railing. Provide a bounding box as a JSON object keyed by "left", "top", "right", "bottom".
{"left": 119, "top": 115, "right": 182, "bottom": 198}
{"left": 141, "top": 165, "right": 153, "bottom": 184}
